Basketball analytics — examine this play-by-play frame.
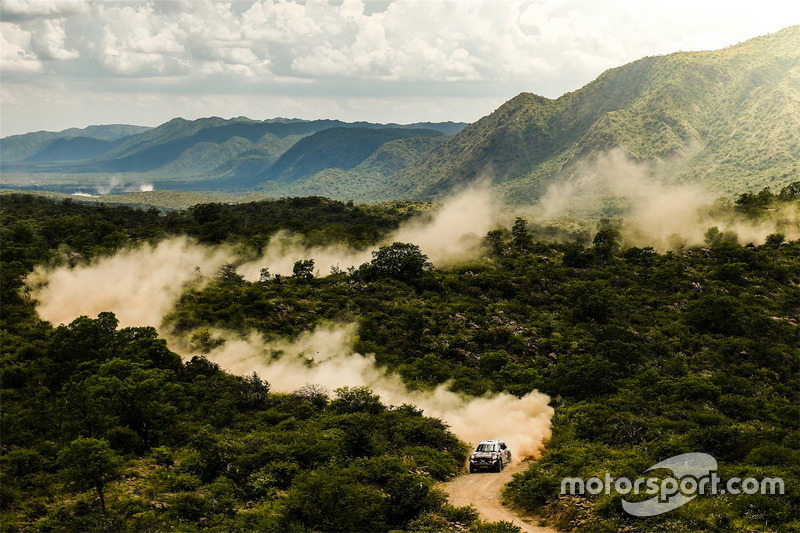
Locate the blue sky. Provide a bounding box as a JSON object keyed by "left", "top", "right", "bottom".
{"left": 1, "top": 0, "right": 798, "bottom": 136}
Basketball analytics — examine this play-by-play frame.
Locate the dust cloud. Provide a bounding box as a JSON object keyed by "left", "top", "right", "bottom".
{"left": 27, "top": 237, "right": 233, "bottom": 328}
{"left": 537, "top": 149, "right": 799, "bottom": 249}
{"left": 95, "top": 176, "right": 154, "bottom": 195}
{"left": 170, "top": 323, "right": 553, "bottom": 460}
{"left": 28, "top": 186, "right": 497, "bottom": 328}
{"left": 237, "top": 184, "right": 496, "bottom": 279}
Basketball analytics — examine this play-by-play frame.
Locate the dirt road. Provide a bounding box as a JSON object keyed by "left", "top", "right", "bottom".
{"left": 442, "top": 461, "right": 557, "bottom": 533}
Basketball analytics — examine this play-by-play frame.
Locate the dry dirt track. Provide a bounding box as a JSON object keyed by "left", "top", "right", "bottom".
{"left": 442, "top": 461, "right": 558, "bottom": 533}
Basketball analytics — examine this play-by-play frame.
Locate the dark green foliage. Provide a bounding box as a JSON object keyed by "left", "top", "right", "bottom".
{"left": 359, "top": 242, "right": 433, "bottom": 281}
{"left": 292, "top": 259, "right": 315, "bottom": 280}
{"left": 58, "top": 438, "right": 124, "bottom": 513}
{"left": 1, "top": 314, "right": 467, "bottom": 530}
{"left": 2, "top": 191, "right": 799, "bottom": 532}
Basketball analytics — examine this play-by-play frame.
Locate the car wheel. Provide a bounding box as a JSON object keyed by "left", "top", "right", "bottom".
{"left": 469, "top": 464, "right": 475, "bottom": 474}
{"left": 495, "top": 460, "right": 502, "bottom": 472}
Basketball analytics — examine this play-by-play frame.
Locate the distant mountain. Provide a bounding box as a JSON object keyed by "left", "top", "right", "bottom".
{"left": 279, "top": 135, "right": 449, "bottom": 202}
{"left": 1, "top": 118, "right": 466, "bottom": 192}
{"left": 263, "top": 127, "right": 443, "bottom": 182}
{"left": 24, "top": 137, "right": 121, "bottom": 163}
{"left": 391, "top": 25, "right": 800, "bottom": 202}
{"left": 1, "top": 124, "right": 151, "bottom": 162}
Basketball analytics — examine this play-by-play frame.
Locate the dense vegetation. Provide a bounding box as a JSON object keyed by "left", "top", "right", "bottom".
{"left": 0, "top": 194, "right": 496, "bottom": 533}
{"left": 2, "top": 188, "right": 799, "bottom": 532}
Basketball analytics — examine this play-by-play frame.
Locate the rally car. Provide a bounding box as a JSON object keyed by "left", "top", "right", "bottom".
{"left": 468, "top": 440, "right": 511, "bottom": 473}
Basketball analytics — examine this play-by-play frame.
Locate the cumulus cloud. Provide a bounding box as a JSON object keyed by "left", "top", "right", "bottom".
{"left": 29, "top": 18, "right": 78, "bottom": 60}
{"left": 3, "top": 0, "right": 800, "bottom": 134}
{"left": 0, "top": 21, "right": 41, "bottom": 73}
{"left": 0, "top": 0, "right": 89, "bottom": 21}
{"left": 8, "top": 0, "right": 796, "bottom": 84}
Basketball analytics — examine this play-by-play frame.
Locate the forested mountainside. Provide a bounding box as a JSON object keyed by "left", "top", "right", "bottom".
{"left": 2, "top": 185, "right": 798, "bottom": 531}
{"left": 393, "top": 26, "right": 800, "bottom": 203}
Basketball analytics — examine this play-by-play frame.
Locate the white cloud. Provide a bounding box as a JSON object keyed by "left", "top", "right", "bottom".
{"left": 96, "top": 3, "right": 188, "bottom": 75}
{"left": 0, "top": 21, "right": 41, "bottom": 72}
{"left": 0, "top": 0, "right": 88, "bottom": 20}
{"left": 2, "top": 0, "right": 799, "bottom": 135}
{"left": 29, "top": 18, "right": 78, "bottom": 60}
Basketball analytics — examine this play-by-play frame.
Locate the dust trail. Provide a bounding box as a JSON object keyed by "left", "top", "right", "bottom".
{"left": 27, "top": 237, "right": 233, "bottom": 328}
{"left": 27, "top": 237, "right": 553, "bottom": 456}
{"left": 237, "top": 184, "right": 497, "bottom": 279}
{"left": 171, "top": 324, "right": 553, "bottom": 460}
{"left": 27, "top": 186, "right": 498, "bottom": 328}
{"left": 537, "top": 149, "right": 799, "bottom": 249}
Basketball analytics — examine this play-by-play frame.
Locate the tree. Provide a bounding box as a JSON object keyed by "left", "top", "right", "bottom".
{"left": 360, "top": 242, "right": 431, "bottom": 281}
{"left": 483, "top": 228, "right": 509, "bottom": 256}
{"left": 292, "top": 259, "right": 315, "bottom": 280}
{"left": 81, "top": 359, "right": 179, "bottom": 449}
{"left": 511, "top": 217, "right": 532, "bottom": 253}
{"left": 58, "top": 438, "right": 123, "bottom": 513}
{"left": 217, "top": 263, "right": 244, "bottom": 285}
{"left": 330, "top": 386, "right": 385, "bottom": 415}
{"left": 778, "top": 181, "right": 800, "bottom": 201}
{"left": 592, "top": 226, "right": 621, "bottom": 259}
{"left": 765, "top": 233, "right": 785, "bottom": 248}
{"left": 704, "top": 226, "right": 724, "bottom": 247}
{"left": 282, "top": 468, "right": 386, "bottom": 532}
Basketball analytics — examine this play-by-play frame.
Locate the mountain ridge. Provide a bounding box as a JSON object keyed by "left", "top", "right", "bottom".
{"left": 393, "top": 25, "right": 800, "bottom": 202}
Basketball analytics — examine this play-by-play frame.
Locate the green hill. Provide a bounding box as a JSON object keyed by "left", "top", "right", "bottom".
{"left": 264, "top": 127, "right": 443, "bottom": 183}
{"left": 1, "top": 118, "right": 464, "bottom": 194}
{"left": 393, "top": 25, "right": 800, "bottom": 202}
{"left": 279, "top": 136, "right": 449, "bottom": 202}
{"left": 0, "top": 124, "right": 151, "bottom": 162}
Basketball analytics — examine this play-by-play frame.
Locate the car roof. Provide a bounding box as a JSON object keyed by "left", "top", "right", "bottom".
{"left": 478, "top": 440, "right": 504, "bottom": 444}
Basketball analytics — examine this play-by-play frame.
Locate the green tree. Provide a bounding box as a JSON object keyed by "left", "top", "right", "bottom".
{"left": 484, "top": 228, "right": 509, "bottom": 256}
{"left": 360, "top": 242, "right": 432, "bottom": 281}
{"left": 81, "top": 359, "right": 179, "bottom": 449}
{"left": 282, "top": 468, "right": 386, "bottom": 532}
{"left": 765, "top": 232, "right": 785, "bottom": 247}
{"left": 58, "top": 437, "right": 123, "bottom": 513}
{"left": 704, "top": 226, "right": 724, "bottom": 247}
{"left": 511, "top": 217, "right": 532, "bottom": 253}
{"left": 592, "top": 224, "right": 621, "bottom": 260}
{"left": 292, "top": 259, "right": 315, "bottom": 280}
{"left": 330, "top": 386, "right": 385, "bottom": 415}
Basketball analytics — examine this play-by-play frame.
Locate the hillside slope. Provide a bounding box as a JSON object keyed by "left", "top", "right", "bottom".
{"left": 0, "top": 124, "right": 151, "bottom": 162}
{"left": 392, "top": 25, "right": 800, "bottom": 202}
{"left": 1, "top": 118, "right": 465, "bottom": 194}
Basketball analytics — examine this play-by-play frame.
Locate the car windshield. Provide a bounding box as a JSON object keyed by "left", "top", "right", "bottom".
{"left": 476, "top": 443, "right": 498, "bottom": 452}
